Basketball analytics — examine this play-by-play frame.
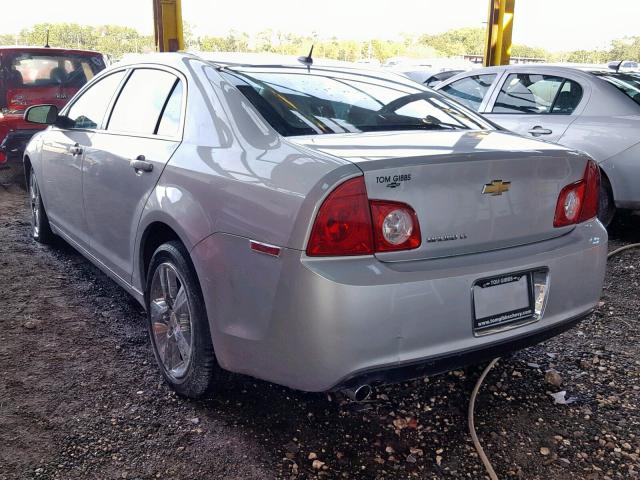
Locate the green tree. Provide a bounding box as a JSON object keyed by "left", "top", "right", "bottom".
{"left": 609, "top": 37, "right": 640, "bottom": 62}
{"left": 21, "top": 23, "right": 98, "bottom": 50}
{"left": 419, "top": 28, "right": 485, "bottom": 56}
{"left": 200, "top": 31, "right": 249, "bottom": 53}
{"left": 511, "top": 44, "right": 548, "bottom": 60}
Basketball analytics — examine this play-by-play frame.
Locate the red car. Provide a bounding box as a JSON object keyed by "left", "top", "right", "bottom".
{"left": 0, "top": 46, "right": 107, "bottom": 170}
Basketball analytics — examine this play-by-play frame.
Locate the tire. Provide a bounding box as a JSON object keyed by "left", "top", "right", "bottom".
{"left": 598, "top": 175, "right": 616, "bottom": 228}
{"left": 145, "top": 241, "right": 220, "bottom": 398}
{"left": 29, "top": 169, "right": 54, "bottom": 244}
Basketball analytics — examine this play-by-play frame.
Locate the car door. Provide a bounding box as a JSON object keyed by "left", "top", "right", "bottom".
{"left": 82, "top": 67, "right": 184, "bottom": 282}
{"left": 437, "top": 72, "right": 501, "bottom": 112}
{"left": 484, "top": 72, "right": 585, "bottom": 143}
{"left": 40, "top": 70, "right": 126, "bottom": 246}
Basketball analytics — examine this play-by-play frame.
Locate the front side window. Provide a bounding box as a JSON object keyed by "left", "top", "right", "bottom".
{"left": 108, "top": 69, "right": 178, "bottom": 135}
{"left": 220, "top": 69, "right": 489, "bottom": 136}
{"left": 66, "top": 71, "right": 125, "bottom": 129}
{"left": 493, "top": 74, "right": 583, "bottom": 114}
{"left": 439, "top": 74, "right": 496, "bottom": 111}
{"left": 593, "top": 72, "right": 640, "bottom": 106}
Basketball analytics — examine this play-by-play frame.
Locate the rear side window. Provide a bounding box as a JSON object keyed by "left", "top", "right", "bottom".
{"left": 66, "top": 71, "right": 126, "bottom": 129}
{"left": 552, "top": 79, "right": 583, "bottom": 114}
{"left": 108, "top": 69, "right": 178, "bottom": 135}
{"left": 439, "top": 74, "right": 497, "bottom": 111}
{"left": 493, "top": 74, "right": 583, "bottom": 114}
{"left": 156, "top": 81, "right": 184, "bottom": 137}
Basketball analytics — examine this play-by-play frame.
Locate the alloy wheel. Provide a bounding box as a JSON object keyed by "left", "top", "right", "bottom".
{"left": 30, "top": 172, "right": 41, "bottom": 238}
{"left": 149, "top": 263, "right": 193, "bottom": 379}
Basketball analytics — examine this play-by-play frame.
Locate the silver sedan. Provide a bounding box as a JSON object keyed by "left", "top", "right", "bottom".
{"left": 435, "top": 65, "right": 640, "bottom": 225}
{"left": 23, "top": 54, "right": 607, "bottom": 398}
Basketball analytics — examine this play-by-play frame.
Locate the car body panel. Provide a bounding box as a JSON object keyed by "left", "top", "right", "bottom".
{"left": 289, "top": 130, "right": 588, "bottom": 260}
{"left": 84, "top": 132, "right": 181, "bottom": 281}
{"left": 436, "top": 65, "right": 640, "bottom": 209}
{"left": 191, "top": 221, "right": 606, "bottom": 391}
{"left": 25, "top": 53, "right": 608, "bottom": 392}
{"left": 40, "top": 128, "right": 93, "bottom": 245}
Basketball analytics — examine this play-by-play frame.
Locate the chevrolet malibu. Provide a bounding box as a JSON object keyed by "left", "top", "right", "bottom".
{"left": 23, "top": 53, "right": 607, "bottom": 399}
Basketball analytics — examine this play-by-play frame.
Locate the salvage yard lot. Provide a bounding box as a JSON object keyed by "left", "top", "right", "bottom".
{"left": 0, "top": 183, "right": 639, "bottom": 480}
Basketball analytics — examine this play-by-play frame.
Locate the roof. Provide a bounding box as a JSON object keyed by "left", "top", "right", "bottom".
{"left": 0, "top": 45, "right": 102, "bottom": 56}
{"left": 115, "top": 51, "right": 419, "bottom": 87}
{"left": 443, "top": 63, "right": 619, "bottom": 81}
{"left": 193, "top": 51, "right": 379, "bottom": 70}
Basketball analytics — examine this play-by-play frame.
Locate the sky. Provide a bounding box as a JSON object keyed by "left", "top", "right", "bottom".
{"left": 2, "top": 0, "right": 640, "bottom": 52}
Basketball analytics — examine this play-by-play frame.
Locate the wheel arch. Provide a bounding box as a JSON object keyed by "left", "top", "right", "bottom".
{"left": 138, "top": 221, "right": 188, "bottom": 295}
{"left": 23, "top": 154, "right": 35, "bottom": 190}
{"left": 599, "top": 164, "right": 615, "bottom": 199}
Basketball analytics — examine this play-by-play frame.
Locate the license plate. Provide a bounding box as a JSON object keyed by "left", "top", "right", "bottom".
{"left": 473, "top": 272, "right": 534, "bottom": 332}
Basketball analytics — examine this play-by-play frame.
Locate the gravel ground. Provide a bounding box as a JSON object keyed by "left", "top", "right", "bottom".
{"left": 1, "top": 183, "right": 639, "bottom": 480}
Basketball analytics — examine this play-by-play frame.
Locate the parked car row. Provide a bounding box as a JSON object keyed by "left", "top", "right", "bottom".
{"left": 23, "top": 52, "right": 607, "bottom": 397}
{"left": 435, "top": 65, "right": 640, "bottom": 225}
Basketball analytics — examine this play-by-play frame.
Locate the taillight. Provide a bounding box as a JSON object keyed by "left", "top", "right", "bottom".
{"left": 306, "top": 176, "right": 421, "bottom": 256}
{"left": 553, "top": 160, "right": 600, "bottom": 227}
{"left": 306, "top": 177, "right": 375, "bottom": 256}
{"left": 370, "top": 201, "right": 421, "bottom": 252}
{"left": 579, "top": 160, "right": 600, "bottom": 222}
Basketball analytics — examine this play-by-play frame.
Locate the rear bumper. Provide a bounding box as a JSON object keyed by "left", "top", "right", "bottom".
{"left": 335, "top": 310, "right": 587, "bottom": 389}
{"left": 192, "top": 220, "right": 608, "bottom": 392}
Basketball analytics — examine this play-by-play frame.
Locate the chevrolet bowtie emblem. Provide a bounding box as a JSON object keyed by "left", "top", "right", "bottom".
{"left": 482, "top": 179, "right": 511, "bottom": 196}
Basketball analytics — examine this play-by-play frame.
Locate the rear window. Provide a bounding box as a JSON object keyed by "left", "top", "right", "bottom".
{"left": 220, "top": 68, "right": 489, "bottom": 137}
{"left": 593, "top": 72, "right": 640, "bottom": 106}
{"left": 2, "top": 52, "right": 105, "bottom": 88}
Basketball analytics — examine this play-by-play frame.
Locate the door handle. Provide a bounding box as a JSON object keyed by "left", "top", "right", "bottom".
{"left": 528, "top": 126, "right": 553, "bottom": 136}
{"left": 130, "top": 155, "right": 153, "bottom": 173}
{"left": 69, "top": 143, "right": 83, "bottom": 156}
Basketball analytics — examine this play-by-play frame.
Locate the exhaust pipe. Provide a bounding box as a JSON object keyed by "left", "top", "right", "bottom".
{"left": 342, "top": 384, "right": 373, "bottom": 402}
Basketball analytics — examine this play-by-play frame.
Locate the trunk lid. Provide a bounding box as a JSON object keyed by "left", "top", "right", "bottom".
{"left": 5, "top": 85, "right": 80, "bottom": 112}
{"left": 289, "top": 130, "right": 588, "bottom": 261}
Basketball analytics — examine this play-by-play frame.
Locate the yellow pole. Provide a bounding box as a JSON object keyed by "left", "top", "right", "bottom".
{"left": 484, "top": 0, "right": 515, "bottom": 67}
{"left": 153, "top": 0, "right": 185, "bottom": 52}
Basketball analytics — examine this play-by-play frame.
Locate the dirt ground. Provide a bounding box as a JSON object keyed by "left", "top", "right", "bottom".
{"left": 1, "top": 182, "right": 639, "bottom": 480}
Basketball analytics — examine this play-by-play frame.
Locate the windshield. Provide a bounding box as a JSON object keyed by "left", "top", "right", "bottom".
{"left": 221, "top": 68, "right": 490, "bottom": 136}
{"left": 593, "top": 72, "right": 640, "bottom": 106}
{"left": 2, "top": 52, "right": 105, "bottom": 88}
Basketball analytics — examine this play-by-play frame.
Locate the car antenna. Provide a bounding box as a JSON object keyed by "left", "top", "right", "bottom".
{"left": 614, "top": 60, "right": 624, "bottom": 73}
{"left": 45, "top": 29, "right": 50, "bottom": 48}
{"left": 297, "top": 45, "right": 314, "bottom": 70}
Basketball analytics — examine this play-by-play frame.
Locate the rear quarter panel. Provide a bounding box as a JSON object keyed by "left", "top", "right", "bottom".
{"left": 133, "top": 58, "right": 359, "bottom": 290}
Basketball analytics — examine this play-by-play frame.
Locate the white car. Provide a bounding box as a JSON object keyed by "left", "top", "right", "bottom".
{"left": 436, "top": 65, "right": 640, "bottom": 225}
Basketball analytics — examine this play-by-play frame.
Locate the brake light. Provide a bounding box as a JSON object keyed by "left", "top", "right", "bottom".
{"left": 578, "top": 160, "right": 600, "bottom": 222}
{"left": 306, "top": 176, "right": 421, "bottom": 256}
{"left": 553, "top": 160, "right": 600, "bottom": 227}
{"left": 306, "top": 177, "right": 374, "bottom": 256}
{"left": 370, "top": 201, "right": 421, "bottom": 252}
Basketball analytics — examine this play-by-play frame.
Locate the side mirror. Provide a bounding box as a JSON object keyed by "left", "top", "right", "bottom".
{"left": 24, "top": 104, "right": 59, "bottom": 125}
